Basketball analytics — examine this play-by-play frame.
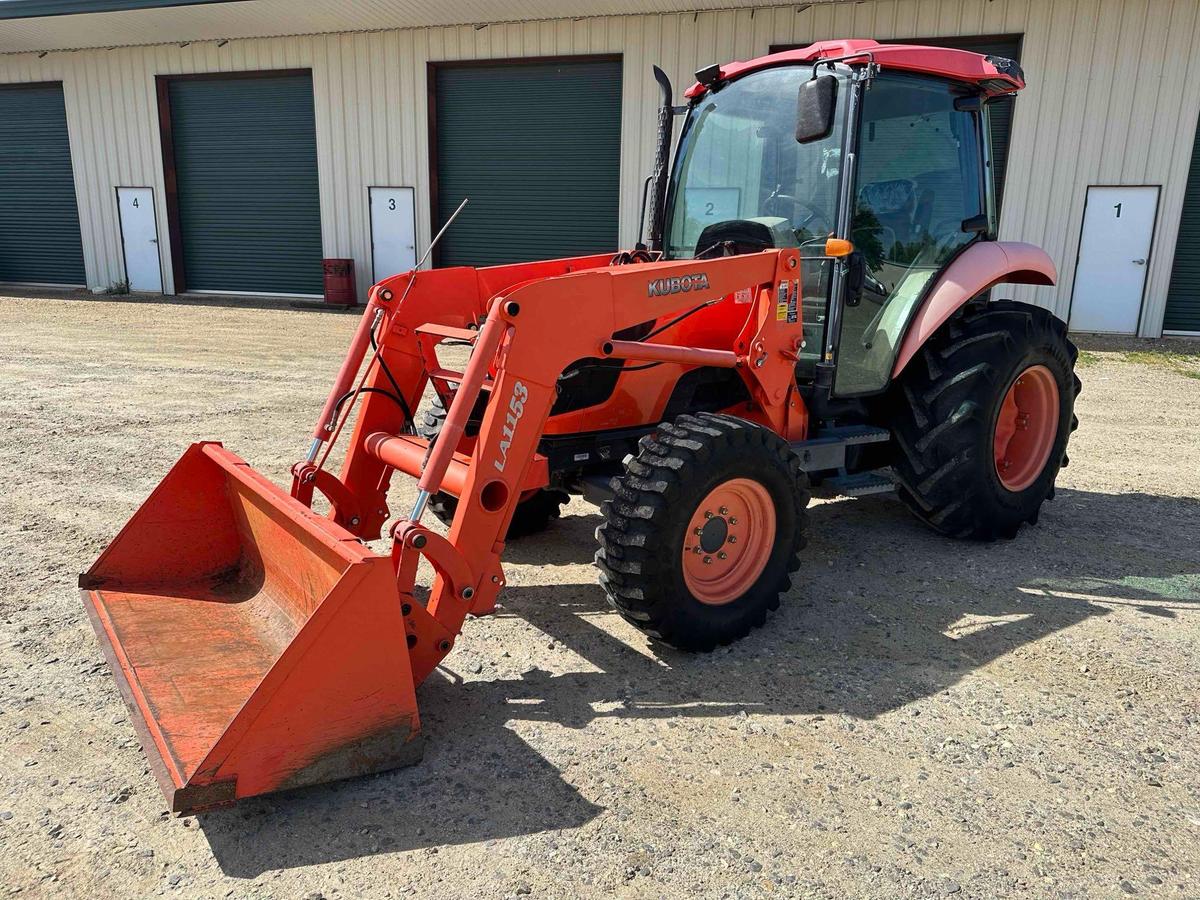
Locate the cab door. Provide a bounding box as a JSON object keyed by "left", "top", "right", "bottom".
{"left": 834, "top": 73, "right": 987, "bottom": 397}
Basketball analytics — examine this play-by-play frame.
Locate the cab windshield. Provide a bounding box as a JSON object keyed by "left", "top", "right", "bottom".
{"left": 665, "top": 66, "right": 849, "bottom": 260}
{"left": 665, "top": 65, "right": 849, "bottom": 369}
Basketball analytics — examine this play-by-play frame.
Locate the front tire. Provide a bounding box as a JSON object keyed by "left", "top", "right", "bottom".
{"left": 887, "top": 300, "right": 1080, "bottom": 540}
{"left": 595, "top": 413, "right": 810, "bottom": 651}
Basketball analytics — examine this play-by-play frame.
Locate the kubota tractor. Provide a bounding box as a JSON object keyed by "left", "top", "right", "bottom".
{"left": 81, "top": 40, "right": 1080, "bottom": 813}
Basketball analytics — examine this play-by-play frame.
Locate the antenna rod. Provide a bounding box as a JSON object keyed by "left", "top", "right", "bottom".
{"left": 419, "top": 197, "right": 469, "bottom": 270}
{"left": 392, "top": 197, "right": 469, "bottom": 311}
{"left": 406, "top": 197, "right": 474, "bottom": 524}
{"left": 302, "top": 198, "right": 470, "bottom": 464}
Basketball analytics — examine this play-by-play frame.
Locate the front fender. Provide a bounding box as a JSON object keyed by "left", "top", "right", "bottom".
{"left": 892, "top": 241, "right": 1057, "bottom": 378}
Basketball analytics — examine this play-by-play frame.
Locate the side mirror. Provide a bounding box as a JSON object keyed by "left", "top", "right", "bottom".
{"left": 796, "top": 74, "right": 838, "bottom": 144}
{"left": 961, "top": 213, "right": 990, "bottom": 234}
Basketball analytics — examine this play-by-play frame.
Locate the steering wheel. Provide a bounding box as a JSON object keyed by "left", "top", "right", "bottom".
{"left": 764, "top": 190, "right": 834, "bottom": 239}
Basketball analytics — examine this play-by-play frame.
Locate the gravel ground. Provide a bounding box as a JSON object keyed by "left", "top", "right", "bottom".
{"left": 0, "top": 292, "right": 1198, "bottom": 900}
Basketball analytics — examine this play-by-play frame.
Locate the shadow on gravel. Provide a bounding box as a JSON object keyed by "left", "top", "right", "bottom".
{"left": 493, "top": 489, "right": 1198, "bottom": 721}
{"left": 199, "top": 487, "right": 1199, "bottom": 876}
{"left": 501, "top": 507, "right": 605, "bottom": 566}
{"left": 200, "top": 703, "right": 602, "bottom": 877}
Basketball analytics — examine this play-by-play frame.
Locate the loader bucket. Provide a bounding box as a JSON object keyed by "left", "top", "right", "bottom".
{"left": 79, "top": 442, "right": 422, "bottom": 814}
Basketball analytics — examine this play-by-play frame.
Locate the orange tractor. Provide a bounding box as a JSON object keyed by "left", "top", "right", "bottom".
{"left": 81, "top": 40, "right": 1079, "bottom": 813}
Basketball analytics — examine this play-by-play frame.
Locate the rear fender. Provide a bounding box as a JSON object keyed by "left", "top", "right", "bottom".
{"left": 891, "top": 241, "right": 1057, "bottom": 378}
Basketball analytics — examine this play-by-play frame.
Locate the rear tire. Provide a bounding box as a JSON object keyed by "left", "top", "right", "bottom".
{"left": 887, "top": 299, "right": 1080, "bottom": 540}
{"left": 419, "top": 395, "right": 567, "bottom": 537}
{"left": 595, "top": 413, "right": 810, "bottom": 651}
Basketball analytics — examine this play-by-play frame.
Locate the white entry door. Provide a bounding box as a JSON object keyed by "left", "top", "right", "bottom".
{"left": 116, "top": 187, "right": 162, "bottom": 293}
{"left": 1070, "top": 185, "right": 1159, "bottom": 333}
{"left": 370, "top": 187, "right": 417, "bottom": 282}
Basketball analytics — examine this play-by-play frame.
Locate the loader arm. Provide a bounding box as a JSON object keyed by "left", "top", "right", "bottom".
{"left": 328, "top": 247, "right": 806, "bottom": 681}
{"left": 294, "top": 253, "right": 617, "bottom": 540}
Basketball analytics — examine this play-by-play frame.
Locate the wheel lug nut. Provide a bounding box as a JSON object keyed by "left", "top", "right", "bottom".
{"left": 719, "top": 506, "right": 728, "bottom": 515}
{"left": 694, "top": 527, "right": 703, "bottom": 535}
{"left": 728, "top": 536, "right": 737, "bottom": 544}
{"left": 704, "top": 510, "right": 714, "bottom": 519}
{"left": 694, "top": 547, "right": 703, "bottom": 555}
{"left": 703, "top": 556, "right": 712, "bottom": 565}
{"left": 718, "top": 552, "right": 727, "bottom": 560}
{"left": 728, "top": 517, "right": 738, "bottom": 525}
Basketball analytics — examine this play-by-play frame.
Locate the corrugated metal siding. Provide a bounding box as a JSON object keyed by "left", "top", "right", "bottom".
{"left": 0, "top": 0, "right": 1198, "bottom": 334}
{"left": 167, "top": 73, "right": 323, "bottom": 293}
{"left": 1164, "top": 120, "right": 1200, "bottom": 332}
{"left": 433, "top": 59, "right": 622, "bottom": 267}
{"left": 0, "top": 82, "right": 85, "bottom": 284}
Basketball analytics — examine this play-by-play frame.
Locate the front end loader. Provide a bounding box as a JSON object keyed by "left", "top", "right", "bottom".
{"left": 81, "top": 40, "right": 1080, "bottom": 813}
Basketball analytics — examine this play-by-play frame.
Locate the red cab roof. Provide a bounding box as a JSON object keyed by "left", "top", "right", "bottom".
{"left": 683, "top": 39, "right": 1025, "bottom": 99}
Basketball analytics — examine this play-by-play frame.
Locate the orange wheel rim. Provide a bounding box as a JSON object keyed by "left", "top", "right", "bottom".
{"left": 682, "top": 478, "right": 776, "bottom": 606}
{"left": 993, "top": 364, "right": 1060, "bottom": 492}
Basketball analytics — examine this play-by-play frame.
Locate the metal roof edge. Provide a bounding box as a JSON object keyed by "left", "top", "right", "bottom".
{"left": 0, "top": 0, "right": 860, "bottom": 55}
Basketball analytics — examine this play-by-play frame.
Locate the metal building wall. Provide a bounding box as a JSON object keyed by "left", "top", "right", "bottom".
{"left": 0, "top": 0, "right": 1198, "bottom": 335}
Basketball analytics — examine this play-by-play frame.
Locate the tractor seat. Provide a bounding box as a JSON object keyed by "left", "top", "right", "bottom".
{"left": 857, "top": 178, "right": 918, "bottom": 247}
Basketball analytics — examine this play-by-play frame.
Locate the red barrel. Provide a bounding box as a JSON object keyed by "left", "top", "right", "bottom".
{"left": 322, "top": 258, "right": 356, "bottom": 306}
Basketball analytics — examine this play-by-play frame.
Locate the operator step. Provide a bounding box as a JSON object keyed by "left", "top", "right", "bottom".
{"left": 790, "top": 425, "right": 890, "bottom": 473}
{"left": 823, "top": 470, "right": 897, "bottom": 498}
